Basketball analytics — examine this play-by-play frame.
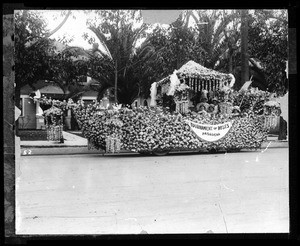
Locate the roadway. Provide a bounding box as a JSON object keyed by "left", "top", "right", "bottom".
{"left": 16, "top": 148, "right": 289, "bottom": 234}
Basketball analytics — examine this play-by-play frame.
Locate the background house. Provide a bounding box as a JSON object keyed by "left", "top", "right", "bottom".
{"left": 19, "top": 78, "right": 97, "bottom": 130}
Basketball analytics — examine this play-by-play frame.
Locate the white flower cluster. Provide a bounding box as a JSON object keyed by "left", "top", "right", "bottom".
{"left": 264, "top": 100, "right": 280, "bottom": 107}
{"left": 178, "top": 61, "right": 212, "bottom": 74}
{"left": 177, "top": 83, "right": 190, "bottom": 91}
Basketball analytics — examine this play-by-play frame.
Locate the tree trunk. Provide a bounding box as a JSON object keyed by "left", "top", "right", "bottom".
{"left": 240, "top": 9, "right": 249, "bottom": 84}
{"left": 114, "top": 61, "right": 118, "bottom": 103}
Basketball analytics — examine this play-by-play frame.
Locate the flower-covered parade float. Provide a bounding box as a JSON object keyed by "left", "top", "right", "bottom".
{"left": 71, "top": 60, "right": 278, "bottom": 155}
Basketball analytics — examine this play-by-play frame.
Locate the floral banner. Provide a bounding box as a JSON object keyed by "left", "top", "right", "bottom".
{"left": 185, "top": 120, "right": 233, "bottom": 142}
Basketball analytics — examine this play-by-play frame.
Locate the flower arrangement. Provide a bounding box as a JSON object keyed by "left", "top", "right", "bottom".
{"left": 43, "top": 106, "right": 64, "bottom": 126}
{"left": 105, "top": 135, "right": 122, "bottom": 153}
{"left": 263, "top": 100, "right": 281, "bottom": 116}
{"left": 262, "top": 99, "right": 281, "bottom": 129}
{"left": 176, "top": 61, "right": 232, "bottom": 84}
{"left": 43, "top": 106, "right": 64, "bottom": 141}
{"left": 230, "top": 88, "right": 272, "bottom": 114}
{"left": 71, "top": 101, "right": 268, "bottom": 153}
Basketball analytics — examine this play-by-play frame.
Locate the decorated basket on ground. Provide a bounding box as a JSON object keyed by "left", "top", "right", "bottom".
{"left": 263, "top": 100, "right": 281, "bottom": 131}
{"left": 43, "top": 106, "right": 64, "bottom": 141}
{"left": 46, "top": 125, "right": 63, "bottom": 141}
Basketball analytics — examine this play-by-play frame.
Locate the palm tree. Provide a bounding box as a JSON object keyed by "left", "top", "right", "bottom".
{"left": 182, "top": 10, "right": 240, "bottom": 70}
{"left": 240, "top": 9, "right": 249, "bottom": 84}
{"left": 84, "top": 10, "right": 154, "bottom": 104}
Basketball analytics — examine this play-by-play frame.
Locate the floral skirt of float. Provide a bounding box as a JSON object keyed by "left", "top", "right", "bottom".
{"left": 77, "top": 110, "right": 269, "bottom": 154}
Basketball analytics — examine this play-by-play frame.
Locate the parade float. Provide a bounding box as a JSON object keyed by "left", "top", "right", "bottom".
{"left": 71, "top": 60, "right": 277, "bottom": 155}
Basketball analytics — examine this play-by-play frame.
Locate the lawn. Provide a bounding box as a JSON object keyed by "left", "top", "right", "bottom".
{"left": 18, "top": 130, "right": 48, "bottom": 141}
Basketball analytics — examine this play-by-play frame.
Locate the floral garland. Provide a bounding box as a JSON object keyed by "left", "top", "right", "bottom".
{"left": 37, "top": 95, "right": 77, "bottom": 112}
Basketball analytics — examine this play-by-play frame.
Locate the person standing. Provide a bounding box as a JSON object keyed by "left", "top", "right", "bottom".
{"left": 277, "top": 92, "right": 288, "bottom": 140}
{"left": 196, "top": 90, "right": 209, "bottom": 112}
{"left": 211, "top": 97, "right": 219, "bottom": 114}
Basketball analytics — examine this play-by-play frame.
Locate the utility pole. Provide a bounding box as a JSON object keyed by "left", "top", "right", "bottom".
{"left": 240, "top": 9, "right": 249, "bottom": 84}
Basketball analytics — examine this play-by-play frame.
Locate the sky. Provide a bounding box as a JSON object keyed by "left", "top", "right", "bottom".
{"left": 43, "top": 10, "right": 93, "bottom": 49}
{"left": 42, "top": 10, "right": 183, "bottom": 50}
{"left": 36, "top": 9, "right": 287, "bottom": 51}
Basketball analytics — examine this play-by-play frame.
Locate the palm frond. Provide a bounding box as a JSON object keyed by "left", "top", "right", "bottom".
{"left": 88, "top": 26, "right": 113, "bottom": 60}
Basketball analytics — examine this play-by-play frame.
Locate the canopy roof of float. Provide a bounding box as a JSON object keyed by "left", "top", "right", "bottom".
{"left": 156, "top": 60, "right": 234, "bottom": 88}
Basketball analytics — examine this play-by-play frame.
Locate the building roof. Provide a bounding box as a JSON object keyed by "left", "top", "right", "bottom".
{"left": 39, "top": 84, "right": 65, "bottom": 94}
{"left": 21, "top": 80, "right": 56, "bottom": 94}
{"left": 21, "top": 80, "right": 68, "bottom": 95}
{"left": 20, "top": 80, "right": 98, "bottom": 99}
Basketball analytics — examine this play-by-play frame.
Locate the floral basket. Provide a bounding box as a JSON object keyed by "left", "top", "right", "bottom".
{"left": 263, "top": 115, "right": 279, "bottom": 130}
{"left": 263, "top": 100, "right": 281, "bottom": 116}
{"left": 43, "top": 106, "right": 64, "bottom": 142}
{"left": 262, "top": 100, "right": 281, "bottom": 131}
{"left": 175, "top": 100, "right": 189, "bottom": 114}
{"left": 105, "top": 135, "right": 122, "bottom": 153}
{"left": 87, "top": 139, "right": 96, "bottom": 150}
{"left": 47, "top": 125, "right": 63, "bottom": 141}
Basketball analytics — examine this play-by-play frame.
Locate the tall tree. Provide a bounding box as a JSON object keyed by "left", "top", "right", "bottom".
{"left": 146, "top": 13, "right": 206, "bottom": 74}
{"left": 170, "top": 15, "right": 207, "bottom": 69}
{"left": 240, "top": 9, "right": 249, "bottom": 84}
{"left": 83, "top": 10, "right": 153, "bottom": 104}
{"left": 134, "top": 14, "right": 206, "bottom": 98}
{"left": 177, "top": 9, "right": 287, "bottom": 94}
{"left": 15, "top": 11, "right": 53, "bottom": 108}
{"left": 14, "top": 10, "right": 89, "bottom": 134}
{"left": 248, "top": 9, "right": 288, "bottom": 95}
{"left": 183, "top": 10, "right": 240, "bottom": 70}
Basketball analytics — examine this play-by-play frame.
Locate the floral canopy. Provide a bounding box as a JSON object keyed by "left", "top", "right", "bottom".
{"left": 156, "top": 60, "right": 235, "bottom": 93}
